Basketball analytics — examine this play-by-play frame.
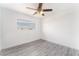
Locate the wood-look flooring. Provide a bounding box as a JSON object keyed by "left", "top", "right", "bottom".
{"left": 0, "top": 39, "right": 79, "bottom": 56}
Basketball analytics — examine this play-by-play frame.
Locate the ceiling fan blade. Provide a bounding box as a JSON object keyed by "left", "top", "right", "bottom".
{"left": 33, "top": 12, "right": 37, "bottom": 15}
{"left": 38, "top": 3, "right": 43, "bottom": 10}
{"left": 26, "top": 7, "right": 37, "bottom": 10}
{"left": 43, "top": 9, "right": 53, "bottom": 12}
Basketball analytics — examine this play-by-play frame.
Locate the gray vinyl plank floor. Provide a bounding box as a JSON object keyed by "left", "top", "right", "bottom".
{"left": 0, "top": 39, "right": 79, "bottom": 56}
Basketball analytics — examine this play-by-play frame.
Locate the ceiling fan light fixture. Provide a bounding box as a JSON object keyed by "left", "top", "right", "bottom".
{"left": 37, "top": 11, "right": 43, "bottom": 16}
{"left": 40, "top": 11, "right": 43, "bottom": 14}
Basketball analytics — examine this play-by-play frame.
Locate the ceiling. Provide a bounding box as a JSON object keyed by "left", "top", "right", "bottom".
{"left": 0, "top": 3, "right": 79, "bottom": 18}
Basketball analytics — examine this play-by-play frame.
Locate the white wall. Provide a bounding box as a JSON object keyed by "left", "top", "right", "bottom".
{"left": 0, "top": 7, "right": 41, "bottom": 49}
{"left": 74, "top": 5, "right": 79, "bottom": 50}
{"left": 0, "top": 8, "right": 2, "bottom": 51}
{"left": 42, "top": 4, "right": 79, "bottom": 50}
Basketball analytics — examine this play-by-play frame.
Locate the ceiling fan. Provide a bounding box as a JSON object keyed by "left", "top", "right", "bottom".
{"left": 26, "top": 3, "right": 53, "bottom": 16}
